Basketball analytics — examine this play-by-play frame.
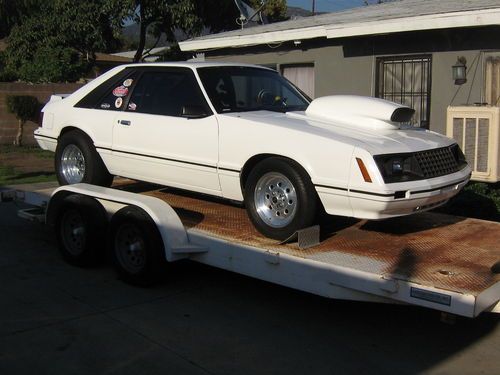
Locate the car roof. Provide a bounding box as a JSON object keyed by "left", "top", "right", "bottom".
{"left": 119, "top": 61, "right": 275, "bottom": 71}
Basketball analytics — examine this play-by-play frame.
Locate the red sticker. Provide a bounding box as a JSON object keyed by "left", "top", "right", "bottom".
{"left": 113, "top": 86, "right": 129, "bottom": 97}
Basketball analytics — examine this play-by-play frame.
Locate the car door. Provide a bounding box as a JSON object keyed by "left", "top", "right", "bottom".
{"left": 111, "top": 68, "right": 221, "bottom": 195}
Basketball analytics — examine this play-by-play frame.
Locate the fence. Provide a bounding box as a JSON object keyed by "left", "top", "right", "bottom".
{"left": 0, "top": 82, "right": 83, "bottom": 145}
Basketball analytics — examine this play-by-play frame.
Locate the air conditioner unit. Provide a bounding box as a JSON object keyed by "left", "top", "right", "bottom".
{"left": 446, "top": 105, "right": 500, "bottom": 182}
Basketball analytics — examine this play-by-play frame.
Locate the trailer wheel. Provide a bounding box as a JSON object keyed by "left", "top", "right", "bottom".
{"left": 55, "top": 194, "right": 107, "bottom": 267}
{"left": 109, "top": 206, "right": 166, "bottom": 286}
{"left": 245, "top": 157, "right": 317, "bottom": 241}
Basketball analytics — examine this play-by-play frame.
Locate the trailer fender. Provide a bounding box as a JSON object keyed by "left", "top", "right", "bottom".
{"left": 48, "top": 183, "right": 199, "bottom": 262}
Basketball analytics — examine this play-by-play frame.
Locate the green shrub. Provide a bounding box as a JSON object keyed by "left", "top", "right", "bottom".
{"left": 6, "top": 95, "right": 41, "bottom": 146}
{"left": 439, "top": 182, "right": 500, "bottom": 221}
{"left": 0, "top": 51, "right": 17, "bottom": 82}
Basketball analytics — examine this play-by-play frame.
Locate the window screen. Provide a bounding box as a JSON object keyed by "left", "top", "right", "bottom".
{"left": 375, "top": 55, "right": 432, "bottom": 128}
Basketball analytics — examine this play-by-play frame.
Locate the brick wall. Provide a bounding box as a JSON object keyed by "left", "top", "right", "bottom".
{"left": 0, "top": 82, "right": 83, "bottom": 145}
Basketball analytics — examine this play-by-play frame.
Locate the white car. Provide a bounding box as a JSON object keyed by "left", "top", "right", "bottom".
{"left": 35, "top": 62, "right": 471, "bottom": 240}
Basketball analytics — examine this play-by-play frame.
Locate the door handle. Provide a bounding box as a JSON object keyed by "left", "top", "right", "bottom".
{"left": 119, "top": 120, "right": 131, "bottom": 126}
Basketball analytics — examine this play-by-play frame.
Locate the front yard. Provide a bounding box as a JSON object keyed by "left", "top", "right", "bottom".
{"left": 0, "top": 145, "right": 55, "bottom": 185}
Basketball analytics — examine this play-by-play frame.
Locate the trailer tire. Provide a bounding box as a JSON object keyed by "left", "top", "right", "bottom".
{"left": 109, "top": 206, "right": 166, "bottom": 286}
{"left": 55, "top": 194, "right": 108, "bottom": 267}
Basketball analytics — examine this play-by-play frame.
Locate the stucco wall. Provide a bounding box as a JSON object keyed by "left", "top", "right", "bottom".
{"left": 0, "top": 83, "right": 83, "bottom": 145}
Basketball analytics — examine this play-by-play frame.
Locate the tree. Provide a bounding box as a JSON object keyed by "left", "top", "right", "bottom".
{"left": 6, "top": 95, "right": 41, "bottom": 146}
{"left": 0, "top": 0, "right": 41, "bottom": 39}
{"left": 111, "top": 0, "right": 288, "bottom": 63}
{"left": 107, "top": 0, "right": 203, "bottom": 62}
{"left": 251, "top": 0, "right": 287, "bottom": 23}
{"left": 5, "top": 0, "right": 122, "bottom": 82}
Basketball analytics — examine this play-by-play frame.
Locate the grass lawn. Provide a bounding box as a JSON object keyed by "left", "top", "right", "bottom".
{"left": 0, "top": 145, "right": 56, "bottom": 185}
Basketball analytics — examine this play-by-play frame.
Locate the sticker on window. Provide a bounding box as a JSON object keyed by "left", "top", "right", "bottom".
{"left": 115, "top": 97, "right": 123, "bottom": 108}
{"left": 100, "top": 103, "right": 111, "bottom": 109}
{"left": 113, "top": 86, "right": 129, "bottom": 97}
{"left": 128, "top": 102, "right": 137, "bottom": 111}
{"left": 123, "top": 78, "right": 133, "bottom": 87}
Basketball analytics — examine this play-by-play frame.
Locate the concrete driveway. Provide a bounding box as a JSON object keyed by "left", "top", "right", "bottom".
{"left": 0, "top": 187, "right": 499, "bottom": 375}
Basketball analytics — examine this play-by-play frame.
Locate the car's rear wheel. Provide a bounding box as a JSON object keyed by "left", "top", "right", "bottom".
{"left": 244, "top": 157, "right": 318, "bottom": 240}
{"left": 55, "top": 130, "right": 113, "bottom": 186}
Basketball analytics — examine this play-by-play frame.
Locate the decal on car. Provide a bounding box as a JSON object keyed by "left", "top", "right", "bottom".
{"left": 115, "top": 97, "right": 123, "bottom": 108}
{"left": 123, "top": 78, "right": 133, "bottom": 87}
{"left": 113, "top": 86, "right": 129, "bottom": 97}
{"left": 128, "top": 102, "right": 137, "bottom": 111}
{"left": 100, "top": 103, "right": 111, "bottom": 109}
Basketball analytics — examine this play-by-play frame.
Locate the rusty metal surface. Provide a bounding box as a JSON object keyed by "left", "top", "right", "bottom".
{"left": 116, "top": 182, "right": 500, "bottom": 296}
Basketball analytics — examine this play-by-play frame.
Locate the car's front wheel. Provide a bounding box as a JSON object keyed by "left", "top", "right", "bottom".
{"left": 55, "top": 130, "right": 113, "bottom": 186}
{"left": 244, "top": 157, "right": 318, "bottom": 241}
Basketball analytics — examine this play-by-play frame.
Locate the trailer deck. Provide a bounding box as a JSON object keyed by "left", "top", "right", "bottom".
{"left": 135, "top": 184, "right": 499, "bottom": 297}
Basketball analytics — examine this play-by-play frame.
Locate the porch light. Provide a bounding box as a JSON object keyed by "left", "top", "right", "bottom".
{"left": 452, "top": 57, "right": 467, "bottom": 85}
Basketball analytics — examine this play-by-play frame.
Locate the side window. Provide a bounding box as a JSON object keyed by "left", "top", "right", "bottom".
{"left": 97, "top": 73, "right": 138, "bottom": 111}
{"left": 127, "top": 69, "right": 210, "bottom": 117}
{"left": 75, "top": 69, "right": 137, "bottom": 110}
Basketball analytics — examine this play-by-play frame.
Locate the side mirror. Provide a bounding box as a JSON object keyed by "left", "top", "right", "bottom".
{"left": 181, "top": 105, "right": 209, "bottom": 119}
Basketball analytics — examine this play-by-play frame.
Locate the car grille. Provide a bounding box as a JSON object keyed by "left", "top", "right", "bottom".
{"left": 414, "top": 146, "right": 459, "bottom": 178}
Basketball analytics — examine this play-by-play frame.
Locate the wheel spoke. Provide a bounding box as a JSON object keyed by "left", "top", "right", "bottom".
{"left": 254, "top": 172, "right": 297, "bottom": 228}
{"left": 61, "top": 144, "right": 85, "bottom": 184}
{"left": 115, "top": 223, "right": 146, "bottom": 274}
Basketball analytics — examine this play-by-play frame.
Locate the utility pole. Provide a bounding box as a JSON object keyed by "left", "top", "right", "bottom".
{"left": 312, "top": 0, "right": 315, "bottom": 15}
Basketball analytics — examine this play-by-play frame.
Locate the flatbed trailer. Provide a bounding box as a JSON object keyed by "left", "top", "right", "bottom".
{"left": 2, "top": 181, "right": 499, "bottom": 318}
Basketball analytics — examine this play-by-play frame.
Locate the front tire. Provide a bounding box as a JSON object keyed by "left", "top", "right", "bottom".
{"left": 244, "top": 157, "right": 318, "bottom": 240}
{"left": 55, "top": 130, "right": 113, "bottom": 186}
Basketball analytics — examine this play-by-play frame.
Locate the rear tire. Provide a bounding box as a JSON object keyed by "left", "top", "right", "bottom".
{"left": 109, "top": 206, "right": 166, "bottom": 286}
{"left": 55, "top": 130, "right": 113, "bottom": 186}
{"left": 55, "top": 194, "right": 108, "bottom": 267}
{"left": 244, "top": 157, "right": 318, "bottom": 241}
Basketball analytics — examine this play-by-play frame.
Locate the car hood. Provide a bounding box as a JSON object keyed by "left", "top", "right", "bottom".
{"left": 221, "top": 96, "right": 454, "bottom": 155}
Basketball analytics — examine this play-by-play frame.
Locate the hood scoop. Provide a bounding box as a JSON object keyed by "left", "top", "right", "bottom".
{"left": 305, "top": 95, "right": 415, "bottom": 130}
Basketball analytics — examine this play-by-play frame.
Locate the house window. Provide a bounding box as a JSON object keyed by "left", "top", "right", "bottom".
{"left": 375, "top": 55, "right": 432, "bottom": 128}
{"left": 281, "top": 64, "right": 315, "bottom": 99}
{"left": 485, "top": 56, "right": 500, "bottom": 105}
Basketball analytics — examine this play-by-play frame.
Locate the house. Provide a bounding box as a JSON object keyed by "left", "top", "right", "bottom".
{"left": 111, "top": 46, "right": 170, "bottom": 62}
{"left": 179, "top": 0, "right": 500, "bottom": 136}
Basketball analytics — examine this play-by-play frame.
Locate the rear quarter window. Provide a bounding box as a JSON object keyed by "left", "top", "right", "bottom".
{"left": 75, "top": 69, "right": 138, "bottom": 110}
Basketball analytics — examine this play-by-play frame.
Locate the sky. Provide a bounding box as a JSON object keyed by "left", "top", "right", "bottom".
{"left": 287, "top": 0, "right": 370, "bottom": 13}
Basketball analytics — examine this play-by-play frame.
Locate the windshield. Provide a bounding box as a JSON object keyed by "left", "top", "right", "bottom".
{"left": 197, "top": 66, "right": 310, "bottom": 114}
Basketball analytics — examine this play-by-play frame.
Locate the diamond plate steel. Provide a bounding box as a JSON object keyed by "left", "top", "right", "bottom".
{"left": 117, "top": 182, "right": 500, "bottom": 296}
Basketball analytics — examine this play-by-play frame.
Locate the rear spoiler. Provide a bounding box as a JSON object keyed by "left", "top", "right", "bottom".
{"left": 49, "top": 94, "right": 71, "bottom": 102}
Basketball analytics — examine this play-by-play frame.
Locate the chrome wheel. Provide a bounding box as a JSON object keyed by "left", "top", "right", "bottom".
{"left": 60, "top": 209, "right": 86, "bottom": 256}
{"left": 60, "top": 144, "right": 85, "bottom": 184}
{"left": 254, "top": 172, "right": 297, "bottom": 228}
{"left": 115, "top": 223, "right": 146, "bottom": 274}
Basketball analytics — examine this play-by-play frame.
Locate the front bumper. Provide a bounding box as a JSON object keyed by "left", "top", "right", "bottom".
{"left": 316, "top": 167, "right": 471, "bottom": 220}
{"left": 348, "top": 172, "right": 471, "bottom": 219}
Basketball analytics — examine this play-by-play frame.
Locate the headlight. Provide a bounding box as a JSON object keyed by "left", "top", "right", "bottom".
{"left": 374, "top": 154, "right": 423, "bottom": 183}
